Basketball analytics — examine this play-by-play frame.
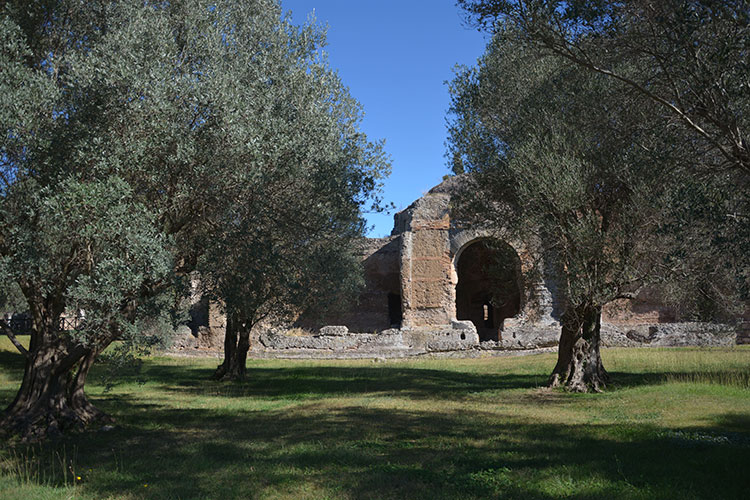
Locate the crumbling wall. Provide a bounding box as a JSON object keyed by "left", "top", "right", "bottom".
{"left": 396, "top": 179, "right": 564, "bottom": 332}
{"left": 398, "top": 191, "right": 455, "bottom": 327}
{"left": 603, "top": 288, "right": 678, "bottom": 325}
{"left": 173, "top": 176, "right": 746, "bottom": 355}
{"left": 296, "top": 236, "right": 401, "bottom": 332}
{"left": 254, "top": 321, "right": 480, "bottom": 358}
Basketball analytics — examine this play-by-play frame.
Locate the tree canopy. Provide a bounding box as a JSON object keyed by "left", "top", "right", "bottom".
{"left": 456, "top": 1, "right": 749, "bottom": 293}
{"left": 457, "top": 0, "right": 750, "bottom": 179}
{"left": 449, "top": 1, "right": 748, "bottom": 391}
{"left": 0, "top": 0, "right": 388, "bottom": 439}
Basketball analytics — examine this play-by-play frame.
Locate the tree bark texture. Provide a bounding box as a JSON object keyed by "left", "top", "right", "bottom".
{"left": 1, "top": 321, "right": 112, "bottom": 441}
{"left": 213, "top": 310, "right": 251, "bottom": 381}
{"left": 548, "top": 305, "right": 609, "bottom": 392}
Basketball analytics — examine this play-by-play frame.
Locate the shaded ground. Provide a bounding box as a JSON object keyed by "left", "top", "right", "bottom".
{"left": 1, "top": 342, "right": 749, "bottom": 499}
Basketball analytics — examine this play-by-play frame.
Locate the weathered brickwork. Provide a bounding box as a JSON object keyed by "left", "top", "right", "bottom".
{"left": 307, "top": 177, "right": 740, "bottom": 347}
{"left": 178, "top": 177, "right": 742, "bottom": 355}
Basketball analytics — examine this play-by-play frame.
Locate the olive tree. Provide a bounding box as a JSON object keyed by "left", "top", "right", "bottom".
{"left": 457, "top": 0, "right": 750, "bottom": 180}
{"left": 450, "top": 1, "right": 748, "bottom": 391}
{"left": 201, "top": 196, "right": 366, "bottom": 381}
{"left": 1, "top": 0, "right": 387, "bottom": 438}
{"left": 0, "top": 177, "right": 172, "bottom": 439}
{"left": 448, "top": 28, "right": 683, "bottom": 391}
{"left": 199, "top": 65, "right": 382, "bottom": 379}
{"left": 457, "top": 0, "right": 749, "bottom": 298}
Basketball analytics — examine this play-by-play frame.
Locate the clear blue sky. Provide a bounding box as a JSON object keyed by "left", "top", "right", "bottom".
{"left": 281, "top": 1, "right": 489, "bottom": 237}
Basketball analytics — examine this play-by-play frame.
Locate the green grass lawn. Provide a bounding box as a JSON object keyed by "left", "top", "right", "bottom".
{"left": 1, "top": 338, "right": 749, "bottom": 500}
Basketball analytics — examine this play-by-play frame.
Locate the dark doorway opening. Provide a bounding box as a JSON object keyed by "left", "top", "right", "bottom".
{"left": 388, "top": 292, "right": 402, "bottom": 328}
{"left": 455, "top": 240, "right": 522, "bottom": 341}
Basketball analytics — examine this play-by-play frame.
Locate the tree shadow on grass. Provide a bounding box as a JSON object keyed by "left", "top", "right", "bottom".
{"left": 605, "top": 369, "right": 750, "bottom": 391}
{"left": 143, "top": 363, "right": 749, "bottom": 403}
{"left": 0, "top": 348, "right": 26, "bottom": 373}
{"left": 3, "top": 346, "right": 747, "bottom": 399}
{"left": 158, "top": 365, "right": 548, "bottom": 401}
{"left": 1, "top": 349, "right": 749, "bottom": 499}
{"left": 7, "top": 396, "right": 747, "bottom": 500}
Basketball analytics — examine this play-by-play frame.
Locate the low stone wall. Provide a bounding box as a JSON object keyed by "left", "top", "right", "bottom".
{"left": 601, "top": 322, "right": 737, "bottom": 347}
{"left": 495, "top": 323, "right": 560, "bottom": 350}
{"left": 254, "top": 321, "right": 480, "bottom": 358}
{"left": 490, "top": 321, "right": 738, "bottom": 351}
{"left": 168, "top": 321, "right": 739, "bottom": 358}
{"left": 259, "top": 328, "right": 409, "bottom": 352}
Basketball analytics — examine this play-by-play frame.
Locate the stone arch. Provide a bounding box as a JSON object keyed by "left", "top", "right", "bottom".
{"left": 450, "top": 233, "right": 524, "bottom": 340}
{"left": 449, "top": 229, "right": 527, "bottom": 291}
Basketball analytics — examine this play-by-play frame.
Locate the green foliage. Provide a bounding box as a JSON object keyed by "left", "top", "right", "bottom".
{"left": 0, "top": 175, "right": 172, "bottom": 347}
{"left": 0, "top": 0, "right": 388, "bottom": 426}
{"left": 455, "top": 0, "right": 749, "bottom": 313}
{"left": 657, "top": 173, "right": 749, "bottom": 320}
{"left": 448, "top": 27, "right": 672, "bottom": 312}
{"left": 62, "top": 0, "right": 388, "bottom": 325}
{"left": 0, "top": 283, "right": 25, "bottom": 314}
{"left": 187, "top": 1, "right": 385, "bottom": 326}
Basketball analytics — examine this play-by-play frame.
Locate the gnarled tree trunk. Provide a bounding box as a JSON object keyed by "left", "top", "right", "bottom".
{"left": 213, "top": 309, "right": 251, "bottom": 381}
{"left": 1, "top": 330, "right": 112, "bottom": 441}
{"left": 548, "top": 304, "right": 608, "bottom": 392}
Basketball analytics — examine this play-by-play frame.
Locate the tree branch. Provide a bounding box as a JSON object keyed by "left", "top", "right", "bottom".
{"left": 1, "top": 321, "right": 29, "bottom": 358}
{"left": 542, "top": 36, "right": 747, "bottom": 174}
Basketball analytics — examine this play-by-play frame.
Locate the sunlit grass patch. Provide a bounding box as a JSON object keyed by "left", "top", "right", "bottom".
{"left": 664, "top": 369, "right": 750, "bottom": 388}
{"left": 0, "top": 341, "right": 748, "bottom": 499}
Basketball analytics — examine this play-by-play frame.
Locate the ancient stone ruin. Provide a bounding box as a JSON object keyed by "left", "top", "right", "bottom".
{"left": 177, "top": 178, "right": 745, "bottom": 357}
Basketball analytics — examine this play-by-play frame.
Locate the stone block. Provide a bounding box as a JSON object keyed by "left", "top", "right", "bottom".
{"left": 411, "top": 258, "right": 450, "bottom": 280}
{"left": 411, "top": 230, "right": 448, "bottom": 258}
{"left": 500, "top": 325, "right": 560, "bottom": 349}
{"left": 319, "top": 325, "right": 349, "bottom": 336}
{"left": 451, "top": 319, "right": 477, "bottom": 333}
{"left": 404, "top": 308, "right": 452, "bottom": 327}
{"left": 425, "top": 326, "right": 479, "bottom": 351}
{"left": 412, "top": 281, "right": 448, "bottom": 308}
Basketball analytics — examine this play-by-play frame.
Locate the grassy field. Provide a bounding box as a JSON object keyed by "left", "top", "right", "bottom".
{"left": 0, "top": 339, "right": 749, "bottom": 500}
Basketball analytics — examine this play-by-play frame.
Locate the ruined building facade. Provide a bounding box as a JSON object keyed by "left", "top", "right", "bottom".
{"left": 302, "top": 178, "right": 563, "bottom": 340}
{"left": 287, "top": 177, "right": 745, "bottom": 351}
{"left": 184, "top": 178, "right": 745, "bottom": 354}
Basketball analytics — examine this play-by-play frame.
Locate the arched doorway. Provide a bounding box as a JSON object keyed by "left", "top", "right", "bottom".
{"left": 455, "top": 240, "right": 522, "bottom": 341}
